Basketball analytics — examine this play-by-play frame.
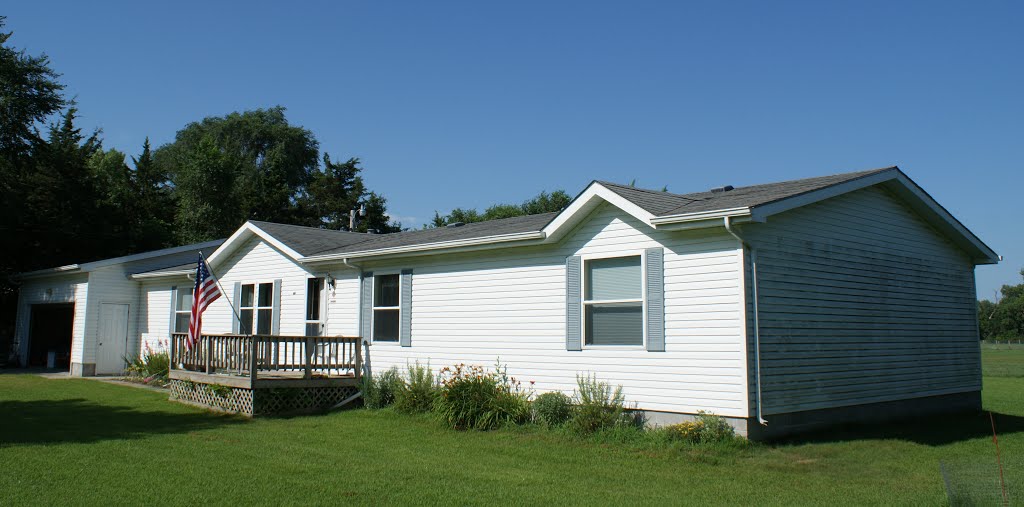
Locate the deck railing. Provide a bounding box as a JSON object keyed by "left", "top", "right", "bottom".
{"left": 170, "top": 333, "right": 362, "bottom": 381}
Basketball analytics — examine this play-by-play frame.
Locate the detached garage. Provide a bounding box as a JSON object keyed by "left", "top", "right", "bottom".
{"left": 12, "top": 240, "right": 222, "bottom": 376}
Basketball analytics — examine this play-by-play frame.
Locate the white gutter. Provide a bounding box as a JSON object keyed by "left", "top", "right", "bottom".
{"left": 650, "top": 207, "right": 751, "bottom": 225}
{"left": 129, "top": 269, "right": 193, "bottom": 280}
{"left": 302, "top": 231, "right": 546, "bottom": 263}
{"left": 723, "top": 216, "right": 767, "bottom": 427}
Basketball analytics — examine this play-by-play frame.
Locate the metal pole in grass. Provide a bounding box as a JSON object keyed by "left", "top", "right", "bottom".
{"left": 990, "top": 411, "right": 1008, "bottom": 506}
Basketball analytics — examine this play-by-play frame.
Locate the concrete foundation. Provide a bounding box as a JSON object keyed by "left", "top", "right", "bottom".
{"left": 70, "top": 362, "right": 95, "bottom": 377}
{"left": 638, "top": 391, "right": 982, "bottom": 441}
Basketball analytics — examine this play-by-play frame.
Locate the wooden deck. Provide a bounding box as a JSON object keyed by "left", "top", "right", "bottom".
{"left": 168, "top": 333, "right": 365, "bottom": 415}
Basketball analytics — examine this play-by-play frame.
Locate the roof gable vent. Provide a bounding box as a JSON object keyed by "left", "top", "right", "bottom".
{"left": 710, "top": 185, "right": 734, "bottom": 193}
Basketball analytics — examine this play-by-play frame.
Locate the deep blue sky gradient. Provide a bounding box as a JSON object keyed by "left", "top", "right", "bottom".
{"left": 5, "top": 1, "right": 1021, "bottom": 296}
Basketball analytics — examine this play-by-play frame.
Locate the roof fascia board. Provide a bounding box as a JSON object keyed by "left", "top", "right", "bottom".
{"left": 882, "top": 174, "right": 999, "bottom": 264}
{"left": 78, "top": 239, "right": 224, "bottom": 271}
{"left": 653, "top": 215, "right": 755, "bottom": 231}
{"left": 745, "top": 169, "right": 899, "bottom": 222}
{"left": 650, "top": 207, "right": 752, "bottom": 225}
{"left": 205, "top": 222, "right": 306, "bottom": 267}
{"left": 542, "top": 182, "right": 656, "bottom": 240}
{"left": 129, "top": 270, "right": 192, "bottom": 280}
{"left": 302, "top": 231, "right": 546, "bottom": 263}
{"left": 14, "top": 264, "right": 82, "bottom": 280}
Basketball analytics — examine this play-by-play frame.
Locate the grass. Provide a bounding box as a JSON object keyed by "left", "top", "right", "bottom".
{"left": 0, "top": 350, "right": 1021, "bottom": 506}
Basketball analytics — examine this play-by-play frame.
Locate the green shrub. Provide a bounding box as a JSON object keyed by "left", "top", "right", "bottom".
{"left": 435, "top": 362, "right": 531, "bottom": 430}
{"left": 363, "top": 367, "right": 403, "bottom": 409}
{"left": 665, "top": 411, "right": 737, "bottom": 444}
{"left": 124, "top": 343, "right": 170, "bottom": 386}
{"left": 568, "top": 374, "right": 629, "bottom": 435}
{"left": 394, "top": 361, "right": 437, "bottom": 413}
{"left": 533, "top": 391, "right": 572, "bottom": 427}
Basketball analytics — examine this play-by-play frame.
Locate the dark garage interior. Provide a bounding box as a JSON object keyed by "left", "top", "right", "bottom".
{"left": 28, "top": 303, "right": 74, "bottom": 369}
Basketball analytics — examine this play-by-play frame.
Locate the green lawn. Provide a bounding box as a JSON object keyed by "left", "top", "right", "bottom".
{"left": 1, "top": 352, "right": 1022, "bottom": 506}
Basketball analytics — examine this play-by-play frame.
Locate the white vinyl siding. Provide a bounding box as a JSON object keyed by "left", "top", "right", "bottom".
{"left": 351, "top": 202, "right": 748, "bottom": 416}
{"left": 742, "top": 185, "right": 981, "bottom": 415}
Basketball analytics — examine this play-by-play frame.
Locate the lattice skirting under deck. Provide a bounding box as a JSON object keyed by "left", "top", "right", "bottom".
{"left": 169, "top": 380, "right": 358, "bottom": 416}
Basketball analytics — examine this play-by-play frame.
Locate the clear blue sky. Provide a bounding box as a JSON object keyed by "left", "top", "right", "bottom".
{"left": 5, "top": 1, "right": 1022, "bottom": 297}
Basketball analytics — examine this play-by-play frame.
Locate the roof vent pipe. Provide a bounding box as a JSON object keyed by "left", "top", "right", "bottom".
{"left": 710, "top": 185, "right": 734, "bottom": 193}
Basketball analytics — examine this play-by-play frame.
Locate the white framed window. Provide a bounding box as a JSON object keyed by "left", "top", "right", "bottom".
{"left": 239, "top": 282, "right": 274, "bottom": 335}
{"left": 583, "top": 254, "right": 644, "bottom": 347}
{"left": 174, "top": 287, "right": 192, "bottom": 333}
{"left": 305, "top": 277, "right": 324, "bottom": 337}
{"left": 372, "top": 274, "right": 400, "bottom": 342}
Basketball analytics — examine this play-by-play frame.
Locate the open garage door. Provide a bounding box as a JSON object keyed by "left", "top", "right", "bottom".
{"left": 28, "top": 303, "right": 74, "bottom": 369}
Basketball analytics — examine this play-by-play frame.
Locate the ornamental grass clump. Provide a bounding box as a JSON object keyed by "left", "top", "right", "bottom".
{"left": 394, "top": 361, "right": 438, "bottom": 413}
{"left": 363, "top": 367, "right": 404, "bottom": 409}
{"left": 568, "top": 373, "right": 630, "bottom": 435}
{"left": 435, "top": 362, "right": 532, "bottom": 430}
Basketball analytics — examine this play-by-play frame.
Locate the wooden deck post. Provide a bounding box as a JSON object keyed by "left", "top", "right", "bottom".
{"left": 354, "top": 338, "right": 363, "bottom": 382}
{"left": 169, "top": 333, "right": 177, "bottom": 372}
{"left": 205, "top": 335, "right": 212, "bottom": 374}
{"left": 303, "top": 337, "right": 314, "bottom": 379}
{"left": 249, "top": 335, "right": 258, "bottom": 388}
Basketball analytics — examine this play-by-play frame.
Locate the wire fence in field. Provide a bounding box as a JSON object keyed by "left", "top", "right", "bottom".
{"left": 940, "top": 457, "right": 1019, "bottom": 506}
{"left": 981, "top": 340, "right": 1024, "bottom": 351}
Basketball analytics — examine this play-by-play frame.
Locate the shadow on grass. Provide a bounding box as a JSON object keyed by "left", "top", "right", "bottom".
{"left": 0, "top": 398, "right": 245, "bottom": 446}
{"left": 777, "top": 410, "right": 1024, "bottom": 446}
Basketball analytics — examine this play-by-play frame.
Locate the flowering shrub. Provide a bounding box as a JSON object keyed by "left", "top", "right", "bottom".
{"left": 664, "top": 412, "right": 736, "bottom": 444}
{"left": 363, "top": 367, "right": 404, "bottom": 409}
{"left": 394, "top": 361, "right": 437, "bottom": 413}
{"left": 568, "top": 374, "right": 629, "bottom": 435}
{"left": 532, "top": 391, "right": 572, "bottom": 427}
{"left": 125, "top": 342, "right": 170, "bottom": 387}
{"left": 435, "top": 362, "right": 532, "bottom": 430}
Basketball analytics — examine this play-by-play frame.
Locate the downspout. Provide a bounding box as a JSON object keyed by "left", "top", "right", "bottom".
{"left": 724, "top": 217, "right": 767, "bottom": 426}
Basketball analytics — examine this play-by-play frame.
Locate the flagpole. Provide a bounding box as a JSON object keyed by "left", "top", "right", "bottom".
{"left": 199, "top": 251, "right": 242, "bottom": 330}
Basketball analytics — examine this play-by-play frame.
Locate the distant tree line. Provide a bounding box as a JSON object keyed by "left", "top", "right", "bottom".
{"left": 428, "top": 190, "right": 573, "bottom": 228}
{"left": 978, "top": 270, "right": 1024, "bottom": 341}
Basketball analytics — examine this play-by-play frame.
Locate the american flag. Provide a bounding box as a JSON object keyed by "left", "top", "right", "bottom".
{"left": 187, "top": 255, "right": 222, "bottom": 350}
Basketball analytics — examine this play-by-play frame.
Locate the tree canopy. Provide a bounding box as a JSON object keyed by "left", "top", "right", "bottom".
{"left": 978, "top": 270, "right": 1024, "bottom": 341}
{"left": 430, "top": 190, "right": 572, "bottom": 228}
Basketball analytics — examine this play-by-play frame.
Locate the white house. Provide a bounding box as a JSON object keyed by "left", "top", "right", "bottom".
{"left": 12, "top": 166, "right": 998, "bottom": 437}
{"left": 12, "top": 240, "right": 223, "bottom": 375}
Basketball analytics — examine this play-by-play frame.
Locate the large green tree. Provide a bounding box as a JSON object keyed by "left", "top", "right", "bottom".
{"left": 430, "top": 190, "right": 572, "bottom": 228}
{"left": 156, "top": 107, "right": 320, "bottom": 241}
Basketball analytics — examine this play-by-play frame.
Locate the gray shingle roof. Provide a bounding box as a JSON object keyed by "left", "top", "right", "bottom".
{"left": 307, "top": 212, "right": 557, "bottom": 257}
{"left": 249, "top": 221, "right": 375, "bottom": 256}
{"left": 600, "top": 166, "right": 896, "bottom": 217}
{"left": 230, "top": 167, "right": 897, "bottom": 259}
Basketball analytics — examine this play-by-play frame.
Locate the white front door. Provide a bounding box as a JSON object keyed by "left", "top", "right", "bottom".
{"left": 97, "top": 303, "right": 130, "bottom": 375}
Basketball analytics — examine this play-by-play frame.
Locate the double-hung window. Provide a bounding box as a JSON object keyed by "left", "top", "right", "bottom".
{"left": 305, "top": 277, "right": 324, "bottom": 336}
{"left": 583, "top": 255, "right": 644, "bottom": 346}
{"left": 239, "top": 282, "right": 274, "bottom": 335}
{"left": 372, "top": 274, "right": 400, "bottom": 342}
{"left": 174, "top": 287, "right": 192, "bottom": 333}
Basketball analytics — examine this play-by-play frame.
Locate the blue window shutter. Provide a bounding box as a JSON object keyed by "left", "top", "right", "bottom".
{"left": 400, "top": 269, "right": 413, "bottom": 347}
{"left": 566, "top": 256, "right": 582, "bottom": 351}
{"left": 232, "top": 282, "right": 242, "bottom": 334}
{"left": 272, "top": 279, "right": 282, "bottom": 335}
{"left": 168, "top": 286, "right": 178, "bottom": 335}
{"left": 360, "top": 272, "right": 373, "bottom": 341}
{"left": 645, "top": 247, "right": 665, "bottom": 352}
